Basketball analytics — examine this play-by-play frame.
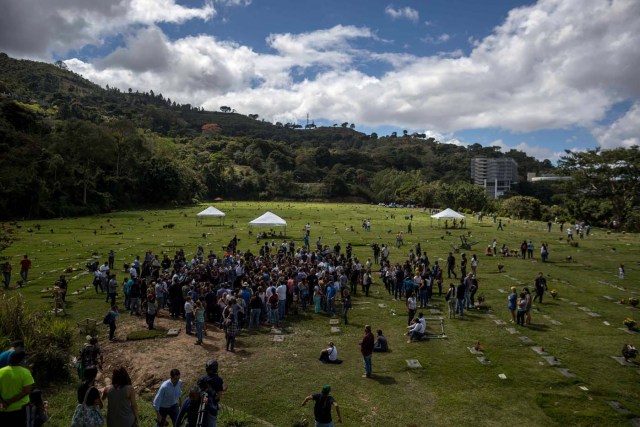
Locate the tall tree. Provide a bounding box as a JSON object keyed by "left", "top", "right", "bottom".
{"left": 558, "top": 147, "right": 640, "bottom": 225}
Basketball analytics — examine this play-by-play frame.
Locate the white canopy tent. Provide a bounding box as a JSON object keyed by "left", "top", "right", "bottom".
{"left": 249, "top": 211, "right": 287, "bottom": 235}
{"left": 430, "top": 208, "right": 466, "bottom": 227}
{"left": 196, "top": 206, "right": 225, "bottom": 225}
{"left": 430, "top": 208, "right": 465, "bottom": 220}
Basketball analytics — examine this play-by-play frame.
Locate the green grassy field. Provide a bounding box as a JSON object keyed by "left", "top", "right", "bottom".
{"left": 2, "top": 202, "right": 640, "bottom": 426}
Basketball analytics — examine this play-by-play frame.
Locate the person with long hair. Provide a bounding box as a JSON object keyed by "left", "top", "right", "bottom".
{"left": 102, "top": 367, "right": 138, "bottom": 427}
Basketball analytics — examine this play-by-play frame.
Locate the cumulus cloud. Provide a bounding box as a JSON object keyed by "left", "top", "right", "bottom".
{"left": 489, "top": 139, "right": 564, "bottom": 162}
{"left": 385, "top": 5, "right": 419, "bottom": 22}
{"left": 592, "top": 103, "right": 640, "bottom": 149}
{"left": 0, "top": 0, "right": 214, "bottom": 58}
{"left": 3, "top": 0, "right": 640, "bottom": 157}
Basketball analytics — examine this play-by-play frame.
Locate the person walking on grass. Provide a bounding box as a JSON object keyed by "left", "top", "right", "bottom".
{"left": 153, "top": 369, "right": 182, "bottom": 427}
{"left": 106, "top": 305, "right": 119, "bottom": 341}
{"left": 533, "top": 272, "right": 547, "bottom": 304}
{"left": 360, "top": 325, "right": 374, "bottom": 378}
{"left": 302, "top": 385, "right": 342, "bottom": 426}
{"left": 508, "top": 287, "right": 518, "bottom": 323}
{"left": 18, "top": 254, "right": 31, "bottom": 287}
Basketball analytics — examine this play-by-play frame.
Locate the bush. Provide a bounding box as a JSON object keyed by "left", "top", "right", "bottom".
{"left": 0, "top": 295, "right": 74, "bottom": 385}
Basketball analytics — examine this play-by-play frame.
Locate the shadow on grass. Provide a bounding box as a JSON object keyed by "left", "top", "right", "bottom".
{"left": 526, "top": 323, "right": 551, "bottom": 332}
{"left": 369, "top": 375, "right": 397, "bottom": 385}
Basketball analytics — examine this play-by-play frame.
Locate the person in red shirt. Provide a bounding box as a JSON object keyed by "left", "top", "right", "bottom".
{"left": 18, "top": 255, "right": 31, "bottom": 287}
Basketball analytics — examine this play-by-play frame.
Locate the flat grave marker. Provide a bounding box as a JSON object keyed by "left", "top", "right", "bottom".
{"left": 331, "top": 327, "right": 341, "bottom": 333}
{"left": 505, "top": 327, "right": 518, "bottom": 334}
{"left": 611, "top": 356, "right": 636, "bottom": 367}
{"left": 494, "top": 319, "right": 506, "bottom": 325}
{"left": 468, "top": 346, "right": 484, "bottom": 355}
{"left": 550, "top": 320, "right": 563, "bottom": 325}
{"left": 273, "top": 335, "right": 285, "bottom": 342}
{"left": 542, "top": 355, "right": 561, "bottom": 366}
{"left": 607, "top": 401, "right": 630, "bottom": 414}
{"left": 329, "top": 319, "right": 340, "bottom": 325}
{"left": 167, "top": 328, "right": 180, "bottom": 337}
{"left": 477, "top": 356, "right": 491, "bottom": 365}
{"left": 531, "top": 347, "right": 548, "bottom": 355}
{"left": 519, "top": 336, "right": 535, "bottom": 345}
{"left": 556, "top": 368, "right": 576, "bottom": 378}
{"left": 406, "top": 359, "right": 422, "bottom": 368}
{"left": 587, "top": 312, "right": 601, "bottom": 317}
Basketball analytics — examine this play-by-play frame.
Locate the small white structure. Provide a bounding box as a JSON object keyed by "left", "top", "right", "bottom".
{"left": 249, "top": 211, "right": 287, "bottom": 234}
{"left": 196, "top": 206, "right": 225, "bottom": 225}
{"left": 430, "top": 208, "right": 465, "bottom": 227}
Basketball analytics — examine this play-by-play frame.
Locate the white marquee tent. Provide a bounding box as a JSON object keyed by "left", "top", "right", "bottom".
{"left": 430, "top": 208, "right": 465, "bottom": 220}
{"left": 249, "top": 211, "right": 287, "bottom": 234}
{"left": 430, "top": 208, "right": 466, "bottom": 227}
{"left": 196, "top": 206, "right": 225, "bottom": 225}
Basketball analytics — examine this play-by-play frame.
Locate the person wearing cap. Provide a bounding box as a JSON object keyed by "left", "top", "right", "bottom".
{"left": 302, "top": 384, "right": 342, "bottom": 426}
{"left": 153, "top": 369, "right": 182, "bottom": 427}
{"left": 0, "top": 350, "right": 35, "bottom": 425}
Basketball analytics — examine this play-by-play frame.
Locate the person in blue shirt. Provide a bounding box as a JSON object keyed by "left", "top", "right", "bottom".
{"left": 0, "top": 340, "right": 24, "bottom": 369}
{"left": 153, "top": 369, "right": 182, "bottom": 427}
{"left": 177, "top": 386, "right": 217, "bottom": 427}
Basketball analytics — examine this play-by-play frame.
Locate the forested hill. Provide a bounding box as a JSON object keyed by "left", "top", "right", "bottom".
{"left": 0, "top": 53, "right": 553, "bottom": 219}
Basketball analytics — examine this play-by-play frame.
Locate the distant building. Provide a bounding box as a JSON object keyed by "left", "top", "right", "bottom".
{"left": 471, "top": 157, "right": 519, "bottom": 198}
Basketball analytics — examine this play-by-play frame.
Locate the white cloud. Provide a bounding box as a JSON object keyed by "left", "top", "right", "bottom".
{"left": 422, "top": 130, "right": 464, "bottom": 146}
{"left": 0, "top": 0, "right": 214, "bottom": 58}
{"left": 489, "top": 139, "right": 563, "bottom": 162}
{"left": 421, "top": 33, "right": 451, "bottom": 44}
{"left": 385, "top": 5, "right": 419, "bottom": 22}
{"left": 592, "top": 103, "right": 640, "bottom": 149}
{"left": 3, "top": 0, "right": 640, "bottom": 156}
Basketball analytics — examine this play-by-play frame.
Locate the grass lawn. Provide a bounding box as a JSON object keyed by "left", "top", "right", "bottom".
{"left": 2, "top": 201, "right": 640, "bottom": 426}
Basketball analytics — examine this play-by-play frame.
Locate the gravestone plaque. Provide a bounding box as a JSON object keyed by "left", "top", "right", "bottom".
{"left": 406, "top": 359, "right": 422, "bottom": 368}
{"left": 556, "top": 368, "right": 575, "bottom": 378}
{"left": 550, "top": 320, "right": 563, "bottom": 325}
{"left": 494, "top": 319, "right": 506, "bottom": 325}
{"left": 607, "top": 401, "right": 630, "bottom": 414}
{"left": 468, "top": 347, "right": 484, "bottom": 355}
{"left": 331, "top": 327, "right": 341, "bottom": 333}
{"left": 270, "top": 328, "right": 283, "bottom": 334}
{"left": 531, "top": 346, "right": 548, "bottom": 355}
{"left": 587, "top": 312, "right": 601, "bottom": 317}
{"left": 273, "top": 335, "right": 284, "bottom": 342}
{"left": 167, "top": 328, "right": 180, "bottom": 337}
{"left": 477, "top": 356, "right": 491, "bottom": 365}
{"left": 329, "top": 319, "right": 340, "bottom": 325}
{"left": 505, "top": 327, "right": 517, "bottom": 334}
{"left": 611, "top": 356, "right": 636, "bottom": 367}
{"left": 543, "top": 355, "right": 561, "bottom": 366}
{"left": 519, "top": 336, "right": 535, "bottom": 345}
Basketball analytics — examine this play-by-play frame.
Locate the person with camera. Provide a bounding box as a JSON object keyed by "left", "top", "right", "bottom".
{"left": 191, "top": 359, "right": 225, "bottom": 427}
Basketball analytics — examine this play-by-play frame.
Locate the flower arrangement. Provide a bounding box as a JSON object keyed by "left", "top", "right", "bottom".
{"left": 630, "top": 297, "right": 639, "bottom": 307}
{"left": 623, "top": 318, "right": 636, "bottom": 330}
{"left": 550, "top": 289, "right": 558, "bottom": 299}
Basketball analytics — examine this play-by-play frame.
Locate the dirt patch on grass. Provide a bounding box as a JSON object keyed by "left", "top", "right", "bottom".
{"left": 97, "top": 312, "right": 238, "bottom": 396}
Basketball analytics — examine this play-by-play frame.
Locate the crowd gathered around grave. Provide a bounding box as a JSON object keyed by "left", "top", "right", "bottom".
{"left": 0, "top": 213, "right": 614, "bottom": 427}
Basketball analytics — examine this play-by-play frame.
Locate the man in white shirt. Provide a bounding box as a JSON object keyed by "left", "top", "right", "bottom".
{"left": 276, "top": 281, "right": 287, "bottom": 320}
{"left": 407, "top": 312, "right": 426, "bottom": 343}
{"left": 319, "top": 342, "right": 340, "bottom": 364}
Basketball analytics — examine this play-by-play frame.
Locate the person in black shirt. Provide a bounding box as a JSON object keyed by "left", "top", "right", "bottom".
{"left": 302, "top": 384, "right": 342, "bottom": 425}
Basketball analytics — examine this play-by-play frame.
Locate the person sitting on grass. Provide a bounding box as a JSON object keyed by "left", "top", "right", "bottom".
{"left": 373, "top": 330, "right": 388, "bottom": 352}
{"left": 319, "top": 342, "right": 342, "bottom": 364}
{"left": 406, "top": 313, "right": 426, "bottom": 343}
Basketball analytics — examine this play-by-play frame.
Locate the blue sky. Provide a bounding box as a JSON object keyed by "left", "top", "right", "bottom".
{"left": 1, "top": 0, "right": 639, "bottom": 161}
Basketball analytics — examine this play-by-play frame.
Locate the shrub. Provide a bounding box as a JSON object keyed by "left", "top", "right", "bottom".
{"left": 0, "top": 295, "right": 74, "bottom": 385}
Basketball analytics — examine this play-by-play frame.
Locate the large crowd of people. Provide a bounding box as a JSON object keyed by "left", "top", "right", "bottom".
{"left": 0, "top": 214, "right": 600, "bottom": 426}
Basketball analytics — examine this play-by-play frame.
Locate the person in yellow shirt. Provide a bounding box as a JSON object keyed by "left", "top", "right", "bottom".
{"left": 0, "top": 350, "right": 35, "bottom": 425}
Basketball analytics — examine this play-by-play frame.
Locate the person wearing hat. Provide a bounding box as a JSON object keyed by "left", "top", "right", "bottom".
{"left": 0, "top": 350, "right": 35, "bottom": 425}
{"left": 302, "top": 384, "right": 342, "bottom": 426}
